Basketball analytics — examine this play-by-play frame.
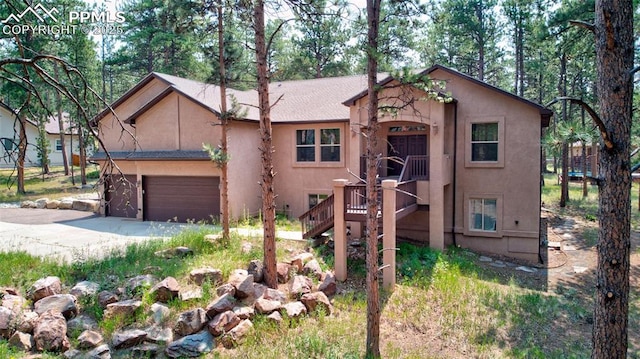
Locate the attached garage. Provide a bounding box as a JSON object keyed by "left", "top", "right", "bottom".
{"left": 143, "top": 176, "right": 220, "bottom": 223}
{"left": 105, "top": 174, "right": 138, "bottom": 218}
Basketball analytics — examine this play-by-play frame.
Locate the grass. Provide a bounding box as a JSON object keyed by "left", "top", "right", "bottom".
{"left": 0, "top": 165, "right": 99, "bottom": 203}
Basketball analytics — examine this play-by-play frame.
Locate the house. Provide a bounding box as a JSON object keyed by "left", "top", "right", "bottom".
{"left": 0, "top": 103, "right": 81, "bottom": 168}
{"left": 92, "top": 65, "right": 551, "bottom": 262}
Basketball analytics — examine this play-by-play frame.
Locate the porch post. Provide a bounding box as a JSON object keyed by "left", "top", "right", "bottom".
{"left": 333, "top": 179, "right": 348, "bottom": 281}
{"left": 429, "top": 104, "right": 446, "bottom": 250}
{"left": 382, "top": 179, "right": 397, "bottom": 289}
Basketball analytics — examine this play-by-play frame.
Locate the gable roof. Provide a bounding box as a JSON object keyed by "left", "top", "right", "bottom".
{"left": 1, "top": 103, "right": 76, "bottom": 135}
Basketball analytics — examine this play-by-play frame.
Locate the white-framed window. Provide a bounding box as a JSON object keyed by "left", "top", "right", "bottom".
{"left": 308, "top": 193, "right": 329, "bottom": 209}
{"left": 469, "top": 198, "right": 497, "bottom": 232}
{"left": 55, "top": 139, "right": 63, "bottom": 151}
{"left": 296, "top": 129, "right": 315, "bottom": 162}
{"left": 320, "top": 128, "right": 340, "bottom": 162}
{"left": 295, "top": 127, "right": 343, "bottom": 164}
{"left": 471, "top": 123, "right": 498, "bottom": 162}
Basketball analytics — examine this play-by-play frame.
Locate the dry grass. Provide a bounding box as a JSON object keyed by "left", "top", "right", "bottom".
{"left": 0, "top": 165, "right": 99, "bottom": 203}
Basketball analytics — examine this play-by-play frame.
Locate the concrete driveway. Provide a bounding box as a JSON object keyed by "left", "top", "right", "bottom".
{"left": 0, "top": 208, "right": 214, "bottom": 263}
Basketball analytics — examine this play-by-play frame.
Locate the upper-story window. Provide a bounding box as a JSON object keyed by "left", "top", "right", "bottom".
{"left": 296, "top": 127, "right": 342, "bottom": 164}
{"left": 55, "top": 139, "right": 63, "bottom": 152}
{"left": 471, "top": 123, "right": 498, "bottom": 162}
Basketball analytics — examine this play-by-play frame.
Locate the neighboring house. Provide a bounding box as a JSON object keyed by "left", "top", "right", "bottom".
{"left": 0, "top": 103, "right": 81, "bottom": 168}
{"left": 93, "top": 65, "right": 551, "bottom": 262}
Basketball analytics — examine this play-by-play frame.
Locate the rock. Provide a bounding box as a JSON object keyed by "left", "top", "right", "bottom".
{"left": 145, "top": 324, "right": 173, "bottom": 344}
{"left": 8, "top": 331, "right": 33, "bottom": 351}
{"left": 97, "top": 291, "right": 119, "bottom": 308}
{"left": 205, "top": 293, "right": 236, "bottom": 318}
{"left": 104, "top": 299, "right": 142, "bottom": 318}
{"left": 0, "top": 306, "right": 15, "bottom": 339}
{"left": 155, "top": 246, "right": 194, "bottom": 259}
{"left": 66, "top": 314, "right": 98, "bottom": 336}
{"left": 216, "top": 283, "right": 236, "bottom": 297}
{"left": 112, "top": 329, "right": 147, "bottom": 349}
{"left": 318, "top": 271, "right": 337, "bottom": 297}
{"left": 303, "top": 259, "right": 323, "bottom": 280}
{"left": 204, "top": 233, "right": 223, "bottom": 244}
{"left": 35, "top": 198, "right": 48, "bottom": 209}
{"left": 254, "top": 297, "right": 281, "bottom": 315}
{"left": 220, "top": 319, "right": 253, "bottom": 348}
{"left": 28, "top": 276, "right": 62, "bottom": 302}
{"left": 58, "top": 199, "right": 74, "bottom": 210}
{"left": 174, "top": 308, "right": 208, "bottom": 336}
{"left": 149, "top": 303, "right": 171, "bottom": 325}
{"left": 70, "top": 281, "right": 100, "bottom": 298}
{"left": 72, "top": 199, "right": 99, "bottom": 212}
{"left": 2, "top": 293, "right": 27, "bottom": 313}
{"left": 126, "top": 274, "right": 158, "bottom": 297}
{"left": 149, "top": 277, "right": 180, "bottom": 303}
{"left": 262, "top": 288, "right": 287, "bottom": 304}
{"left": 165, "top": 330, "right": 215, "bottom": 358}
{"left": 77, "top": 330, "right": 103, "bottom": 349}
{"left": 228, "top": 270, "right": 254, "bottom": 299}
{"left": 240, "top": 242, "right": 253, "bottom": 254}
{"left": 34, "top": 294, "right": 78, "bottom": 319}
{"left": 33, "top": 310, "right": 70, "bottom": 353}
{"left": 207, "top": 310, "right": 241, "bottom": 336}
{"left": 290, "top": 252, "right": 314, "bottom": 272}
{"left": 282, "top": 301, "right": 307, "bottom": 318}
{"left": 267, "top": 311, "right": 283, "bottom": 324}
{"left": 247, "top": 260, "right": 264, "bottom": 283}
{"left": 276, "top": 262, "right": 292, "bottom": 284}
{"left": 85, "top": 343, "right": 111, "bottom": 358}
{"left": 253, "top": 283, "right": 268, "bottom": 298}
{"left": 189, "top": 267, "right": 223, "bottom": 286}
{"left": 21, "top": 200, "right": 37, "bottom": 208}
{"left": 301, "top": 291, "right": 333, "bottom": 315}
{"left": 45, "top": 199, "right": 61, "bottom": 209}
{"left": 180, "top": 288, "right": 203, "bottom": 301}
{"left": 232, "top": 306, "right": 255, "bottom": 320}
{"left": 17, "top": 310, "right": 39, "bottom": 333}
{"left": 63, "top": 348, "right": 82, "bottom": 358}
{"left": 289, "top": 275, "right": 313, "bottom": 298}
{"left": 131, "top": 343, "right": 162, "bottom": 358}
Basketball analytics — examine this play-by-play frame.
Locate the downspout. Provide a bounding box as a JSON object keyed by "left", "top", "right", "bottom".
{"left": 451, "top": 102, "right": 458, "bottom": 247}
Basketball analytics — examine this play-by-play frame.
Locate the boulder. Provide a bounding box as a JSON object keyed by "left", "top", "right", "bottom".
{"left": 72, "top": 199, "right": 99, "bottom": 212}
{"left": 66, "top": 314, "right": 99, "bottom": 336}
{"left": 262, "top": 288, "right": 287, "bottom": 304}
{"left": 35, "top": 198, "right": 48, "bottom": 209}
{"left": 318, "top": 271, "right": 337, "bottom": 297}
{"left": 220, "top": 319, "right": 253, "bottom": 349}
{"left": 216, "top": 283, "right": 236, "bottom": 297}
{"left": 165, "top": 330, "right": 215, "bottom": 358}
{"left": 145, "top": 324, "right": 173, "bottom": 344}
{"left": 58, "top": 199, "right": 74, "bottom": 210}
{"left": 174, "top": 308, "right": 208, "bottom": 337}
{"left": 8, "top": 331, "right": 33, "bottom": 351}
{"left": 149, "top": 303, "right": 171, "bottom": 325}
{"left": 228, "top": 270, "right": 254, "bottom": 299}
{"left": 70, "top": 281, "right": 100, "bottom": 298}
{"left": 77, "top": 330, "right": 104, "bottom": 349}
{"left": 180, "top": 288, "right": 203, "bottom": 301}
{"left": 33, "top": 310, "right": 70, "bottom": 353}
{"left": 253, "top": 283, "right": 268, "bottom": 299}
{"left": 289, "top": 275, "right": 313, "bottom": 298}
{"left": 303, "top": 259, "right": 323, "bottom": 280}
{"left": 189, "top": 267, "right": 223, "bottom": 286}
{"left": 28, "top": 276, "right": 62, "bottom": 302}
{"left": 267, "top": 311, "right": 283, "bottom": 324}
{"left": 126, "top": 274, "right": 158, "bottom": 296}
{"left": 204, "top": 233, "right": 223, "bottom": 244}
{"left": 112, "top": 329, "right": 147, "bottom": 349}
{"left": 0, "top": 306, "right": 14, "bottom": 339}
{"left": 207, "top": 310, "right": 241, "bottom": 336}
{"left": 254, "top": 297, "right": 281, "bottom": 315}
{"left": 290, "top": 252, "right": 314, "bottom": 272}
{"left": 276, "top": 262, "right": 292, "bottom": 284}
{"left": 232, "top": 306, "right": 255, "bottom": 320}
{"left": 1, "top": 293, "right": 27, "bottom": 313}
{"left": 17, "top": 310, "right": 39, "bottom": 334}
{"left": 282, "top": 301, "right": 307, "bottom": 318}
{"left": 34, "top": 294, "right": 78, "bottom": 319}
{"left": 97, "top": 290, "right": 119, "bottom": 308}
{"left": 104, "top": 299, "right": 142, "bottom": 318}
{"left": 21, "top": 200, "right": 37, "bottom": 208}
{"left": 247, "top": 260, "right": 264, "bottom": 283}
{"left": 205, "top": 293, "right": 236, "bottom": 318}
{"left": 301, "top": 291, "right": 333, "bottom": 315}
{"left": 85, "top": 343, "right": 111, "bottom": 358}
{"left": 45, "top": 199, "right": 61, "bottom": 209}
{"left": 131, "top": 343, "right": 162, "bottom": 358}
{"left": 149, "top": 277, "right": 180, "bottom": 303}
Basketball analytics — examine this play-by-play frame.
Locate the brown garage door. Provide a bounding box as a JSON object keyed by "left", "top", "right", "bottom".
{"left": 105, "top": 174, "right": 138, "bottom": 218}
{"left": 143, "top": 176, "right": 220, "bottom": 223}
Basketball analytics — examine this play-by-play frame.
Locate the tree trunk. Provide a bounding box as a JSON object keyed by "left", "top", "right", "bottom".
{"left": 365, "top": 0, "right": 381, "bottom": 357}
{"left": 592, "top": 0, "right": 633, "bottom": 357}
{"left": 218, "top": 0, "right": 230, "bottom": 241}
{"left": 559, "top": 52, "right": 568, "bottom": 207}
{"left": 254, "top": 0, "right": 277, "bottom": 289}
{"left": 17, "top": 114, "right": 27, "bottom": 194}
{"left": 53, "top": 64, "right": 69, "bottom": 176}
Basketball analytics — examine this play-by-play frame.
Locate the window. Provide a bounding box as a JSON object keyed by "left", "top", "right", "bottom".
{"left": 296, "top": 129, "right": 315, "bottom": 162}
{"left": 320, "top": 128, "right": 340, "bottom": 162}
{"left": 2, "top": 138, "right": 16, "bottom": 152}
{"left": 309, "top": 193, "right": 328, "bottom": 209}
{"left": 469, "top": 198, "right": 497, "bottom": 232}
{"left": 55, "top": 139, "right": 63, "bottom": 152}
{"left": 471, "top": 123, "right": 498, "bottom": 162}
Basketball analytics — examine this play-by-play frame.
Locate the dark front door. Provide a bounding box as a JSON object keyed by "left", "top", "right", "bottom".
{"left": 387, "top": 135, "right": 427, "bottom": 176}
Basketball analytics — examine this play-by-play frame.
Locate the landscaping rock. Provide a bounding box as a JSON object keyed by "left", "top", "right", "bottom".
{"left": 262, "top": 288, "right": 287, "bottom": 304}
{"left": 189, "top": 267, "right": 223, "bottom": 286}
{"left": 174, "top": 308, "right": 208, "bottom": 336}
{"left": 58, "top": 199, "right": 74, "bottom": 210}
{"left": 131, "top": 343, "right": 162, "bottom": 358}
{"left": 247, "top": 259, "right": 264, "bottom": 283}
{"left": 33, "top": 310, "right": 70, "bottom": 353}
{"left": 112, "top": 329, "right": 147, "bottom": 349}
{"left": 145, "top": 324, "right": 173, "bottom": 344}
{"left": 282, "top": 301, "right": 307, "bottom": 319}
{"left": 204, "top": 233, "right": 223, "bottom": 244}
{"left": 85, "top": 343, "right": 111, "bottom": 358}
{"left": 0, "top": 306, "right": 15, "bottom": 339}
{"left": 318, "top": 271, "right": 337, "bottom": 297}
{"left": 1, "top": 293, "right": 27, "bottom": 313}
{"left": 207, "top": 310, "right": 241, "bottom": 336}
{"left": 253, "top": 283, "right": 268, "bottom": 298}
{"left": 232, "top": 306, "right": 255, "bottom": 320}
{"left": 104, "top": 299, "right": 142, "bottom": 318}
{"left": 228, "top": 270, "right": 254, "bottom": 299}
{"left": 28, "top": 276, "right": 62, "bottom": 302}
{"left": 267, "top": 311, "right": 283, "bottom": 324}
{"left": 21, "top": 200, "right": 37, "bottom": 208}
{"left": 97, "top": 291, "right": 119, "bottom": 308}
{"left": 180, "top": 288, "right": 203, "bottom": 301}
{"left": 45, "top": 199, "right": 61, "bottom": 209}
{"left": 35, "top": 198, "right": 48, "bottom": 209}
{"left": 165, "top": 330, "right": 215, "bottom": 358}
{"left": 220, "top": 319, "right": 253, "bottom": 348}
{"left": 70, "top": 281, "right": 100, "bottom": 298}
{"left": 276, "top": 262, "right": 292, "bottom": 284}
{"left": 303, "top": 259, "right": 323, "bottom": 280}
{"left": 155, "top": 246, "right": 194, "bottom": 259}
{"left": 77, "top": 330, "right": 104, "bottom": 349}
{"left": 216, "top": 283, "right": 236, "bottom": 297}
{"left": 72, "top": 199, "right": 99, "bottom": 212}
{"left": 289, "top": 275, "right": 313, "bottom": 298}
{"left": 149, "top": 276, "right": 180, "bottom": 303}
{"left": 17, "top": 310, "right": 39, "bottom": 333}
{"left": 149, "top": 303, "right": 171, "bottom": 325}
{"left": 34, "top": 294, "right": 78, "bottom": 319}
{"left": 126, "top": 274, "right": 158, "bottom": 296}
{"left": 66, "top": 314, "right": 98, "bottom": 336}
{"left": 290, "top": 252, "right": 314, "bottom": 272}
{"left": 301, "top": 291, "right": 333, "bottom": 315}
{"left": 240, "top": 242, "right": 253, "bottom": 254}
{"left": 254, "top": 297, "right": 281, "bottom": 315}
{"left": 205, "top": 293, "right": 236, "bottom": 318}
{"left": 8, "top": 331, "right": 33, "bottom": 351}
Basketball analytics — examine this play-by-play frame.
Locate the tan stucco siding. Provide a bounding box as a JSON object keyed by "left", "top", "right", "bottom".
{"left": 135, "top": 94, "right": 180, "bottom": 150}
{"left": 272, "top": 121, "right": 350, "bottom": 217}
{"left": 227, "top": 121, "right": 262, "bottom": 219}
{"left": 178, "top": 97, "right": 219, "bottom": 151}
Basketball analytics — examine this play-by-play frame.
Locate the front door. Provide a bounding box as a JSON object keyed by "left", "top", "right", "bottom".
{"left": 387, "top": 135, "right": 427, "bottom": 176}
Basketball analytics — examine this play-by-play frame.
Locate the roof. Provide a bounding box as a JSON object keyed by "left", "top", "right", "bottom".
{"left": 0, "top": 103, "right": 77, "bottom": 135}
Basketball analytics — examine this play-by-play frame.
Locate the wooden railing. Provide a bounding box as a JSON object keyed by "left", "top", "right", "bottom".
{"left": 399, "top": 155, "right": 429, "bottom": 182}
{"left": 299, "top": 194, "right": 335, "bottom": 239}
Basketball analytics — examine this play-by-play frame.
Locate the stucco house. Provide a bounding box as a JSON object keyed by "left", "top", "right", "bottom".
{"left": 0, "top": 103, "right": 81, "bottom": 168}
{"left": 92, "top": 65, "right": 551, "bottom": 262}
